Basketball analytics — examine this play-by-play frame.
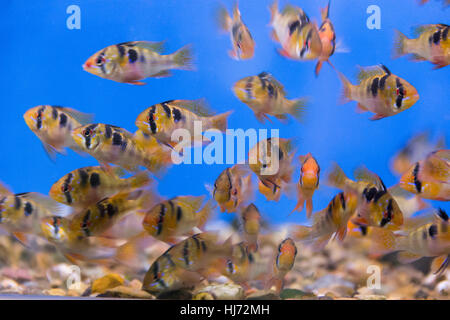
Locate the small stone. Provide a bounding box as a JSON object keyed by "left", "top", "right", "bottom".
{"left": 194, "top": 283, "right": 245, "bottom": 300}
{"left": 0, "top": 279, "right": 23, "bottom": 294}
{"left": 436, "top": 280, "right": 450, "bottom": 296}
{"left": 44, "top": 288, "right": 67, "bottom": 296}
{"left": 91, "top": 273, "right": 124, "bottom": 294}
{"left": 98, "top": 286, "right": 155, "bottom": 299}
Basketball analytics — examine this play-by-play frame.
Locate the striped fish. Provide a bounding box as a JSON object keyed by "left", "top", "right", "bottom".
{"left": 266, "top": 238, "right": 297, "bottom": 293}
{"left": 394, "top": 24, "right": 450, "bottom": 69}
{"left": 337, "top": 64, "right": 419, "bottom": 120}
{"left": 83, "top": 41, "right": 194, "bottom": 85}
{"left": 23, "top": 105, "right": 93, "bottom": 159}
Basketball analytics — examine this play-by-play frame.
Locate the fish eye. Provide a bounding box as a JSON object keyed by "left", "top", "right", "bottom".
{"left": 61, "top": 184, "right": 71, "bottom": 193}
{"left": 232, "top": 188, "right": 238, "bottom": 196}
{"left": 96, "top": 55, "right": 106, "bottom": 66}
{"left": 83, "top": 128, "right": 92, "bottom": 137}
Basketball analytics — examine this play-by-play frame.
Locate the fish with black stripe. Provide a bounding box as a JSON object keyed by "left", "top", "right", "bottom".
{"left": 369, "top": 208, "right": 450, "bottom": 276}
{"left": 233, "top": 72, "right": 307, "bottom": 123}
{"left": 269, "top": 1, "right": 322, "bottom": 60}
{"left": 83, "top": 41, "right": 194, "bottom": 85}
{"left": 142, "top": 195, "right": 214, "bottom": 244}
{"left": 292, "top": 153, "right": 320, "bottom": 218}
{"left": 142, "top": 232, "right": 233, "bottom": 294}
{"left": 23, "top": 105, "right": 93, "bottom": 159}
{"left": 327, "top": 163, "right": 404, "bottom": 229}
{"left": 135, "top": 99, "right": 232, "bottom": 149}
{"left": 394, "top": 24, "right": 450, "bottom": 69}
{"left": 71, "top": 123, "right": 169, "bottom": 173}
{"left": 336, "top": 64, "right": 419, "bottom": 120}
{"left": 218, "top": 3, "right": 255, "bottom": 60}
{"left": 400, "top": 149, "right": 450, "bottom": 201}
{"left": 248, "top": 138, "right": 296, "bottom": 202}
{"left": 49, "top": 166, "right": 151, "bottom": 208}
{"left": 293, "top": 191, "right": 358, "bottom": 250}
{"left": 265, "top": 238, "right": 297, "bottom": 293}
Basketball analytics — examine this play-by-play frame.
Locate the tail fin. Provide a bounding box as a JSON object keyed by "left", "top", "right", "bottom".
{"left": 217, "top": 6, "right": 233, "bottom": 32}
{"left": 292, "top": 225, "right": 312, "bottom": 240}
{"left": 327, "top": 162, "right": 350, "bottom": 190}
{"left": 393, "top": 30, "right": 409, "bottom": 59}
{"left": 305, "top": 198, "right": 313, "bottom": 219}
{"left": 269, "top": 0, "right": 278, "bottom": 24}
{"left": 207, "top": 110, "right": 233, "bottom": 132}
{"left": 287, "top": 98, "right": 308, "bottom": 122}
{"left": 367, "top": 228, "right": 397, "bottom": 255}
{"left": 172, "top": 44, "right": 195, "bottom": 70}
{"left": 321, "top": 0, "right": 331, "bottom": 21}
{"left": 198, "top": 200, "right": 215, "bottom": 229}
{"left": 335, "top": 69, "right": 353, "bottom": 104}
{"left": 129, "top": 171, "right": 151, "bottom": 189}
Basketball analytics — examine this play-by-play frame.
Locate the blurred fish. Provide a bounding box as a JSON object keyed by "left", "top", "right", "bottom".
{"left": 248, "top": 138, "right": 296, "bottom": 201}
{"left": 142, "top": 232, "right": 233, "bottom": 294}
{"left": 389, "top": 185, "right": 429, "bottom": 218}
{"left": 400, "top": 149, "right": 450, "bottom": 201}
{"left": 266, "top": 238, "right": 297, "bottom": 293}
{"left": 327, "top": 163, "right": 404, "bottom": 228}
{"left": 394, "top": 24, "right": 450, "bottom": 69}
{"left": 208, "top": 164, "right": 253, "bottom": 213}
{"left": 269, "top": 1, "right": 322, "bottom": 60}
{"left": 293, "top": 192, "right": 358, "bottom": 250}
{"left": 337, "top": 64, "right": 419, "bottom": 120}
{"left": 49, "top": 166, "right": 150, "bottom": 208}
{"left": 142, "top": 195, "right": 214, "bottom": 244}
{"left": 241, "top": 203, "right": 261, "bottom": 252}
{"left": 71, "top": 123, "right": 168, "bottom": 173}
{"left": 135, "top": 99, "right": 232, "bottom": 149}
{"left": 23, "top": 105, "right": 93, "bottom": 159}
{"left": 218, "top": 3, "right": 255, "bottom": 60}
{"left": 233, "top": 72, "right": 307, "bottom": 123}
{"left": 315, "top": 1, "right": 336, "bottom": 76}
{"left": 83, "top": 41, "right": 194, "bottom": 85}
{"left": 370, "top": 208, "right": 450, "bottom": 275}
{"left": 292, "top": 153, "right": 320, "bottom": 218}
{"left": 390, "top": 132, "right": 446, "bottom": 176}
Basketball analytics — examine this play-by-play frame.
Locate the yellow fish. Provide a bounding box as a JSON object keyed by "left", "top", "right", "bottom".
{"left": 142, "top": 195, "right": 214, "bottom": 244}
{"left": 233, "top": 72, "right": 307, "bottom": 123}
{"left": 337, "top": 64, "right": 419, "bottom": 120}
{"left": 292, "top": 153, "right": 320, "bottom": 218}
{"left": 315, "top": 1, "right": 336, "bottom": 76}
{"left": 83, "top": 41, "right": 194, "bottom": 85}
{"left": 394, "top": 24, "right": 450, "bottom": 69}
{"left": 218, "top": 3, "right": 255, "bottom": 60}
{"left": 49, "top": 166, "right": 150, "bottom": 208}
{"left": 71, "top": 123, "right": 168, "bottom": 173}
{"left": 135, "top": 99, "right": 232, "bottom": 149}
{"left": 266, "top": 238, "right": 297, "bottom": 293}
{"left": 241, "top": 203, "right": 261, "bottom": 252}
{"left": 400, "top": 149, "right": 450, "bottom": 201}
{"left": 23, "top": 105, "right": 93, "bottom": 159}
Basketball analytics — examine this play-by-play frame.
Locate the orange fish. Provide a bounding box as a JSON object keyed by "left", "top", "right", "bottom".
{"left": 315, "top": 1, "right": 336, "bottom": 76}
{"left": 266, "top": 238, "right": 297, "bottom": 293}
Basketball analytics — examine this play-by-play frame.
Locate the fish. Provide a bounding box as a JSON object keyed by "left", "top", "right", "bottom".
{"left": 67, "top": 189, "right": 152, "bottom": 239}
{"left": 83, "top": 41, "right": 194, "bottom": 85}
{"left": 23, "top": 105, "right": 93, "bottom": 159}
{"left": 327, "top": 163, "right": 404, "bottom": 229}
{"left": 293, "top": 192, "right": 358, "bottom": 250}
{"left": 269, "top": 1, "right": 322, "bottom": 60}
{"left": 370, "top": 208, "right": 450, "bottom": 275}
{"left": 315, "top": 1, "right": 336, "bottom": 76}
{"left": 142, "top": 195, "right": 214, "bottom": 244}
{"left": 241, "top": 203, "right": 261, "bottom": 252}
{"left": 266, "top": 238, "right": 297, "bottom": 293}
{"left": 209, "top": 164, "right": 253, "bottom": 213}
{"left": 49, "top": 166, "right": 151, "bottom": 208}
{"left": 389, "top": 185, "right": 430, "bottom": 218}
{"left": 336, "top": 64, "right": 420, "bottom": 120}
{"left": 233, "top": 72, "right": 307, "bottom": 123}
{"left": 40, "top": 216, "right": 123, "bottom": 264}
{"left": 291, "top": 153, "right": 320, "bottom": 218}
{"left": 71, "top": 123, "right": 169, "bottom": 173}
{"left": 399, "top": 149, "right": 450, "bottom": 201}
{"left": 390, "top": 132, "right": 446, "bottom": 176}
{"left": 133, "top": 129, "right": 173, "bottom": 165}
{"left": 221, "top": 242, "right": 257, "bottom": 290}
{"left": 142, "top": 232, "right": 233, "bottom": 294}
{"left": 135, "top": 99, "right": 232, "bottom": 149}
{"left": 248, "top": 138, "right": 296, "bottom": 201}
{"left": 394, "top": 24, "right": 450, "bottom": 69}
{"left": 218, "top": 3, "right": 255, "bottom": 60}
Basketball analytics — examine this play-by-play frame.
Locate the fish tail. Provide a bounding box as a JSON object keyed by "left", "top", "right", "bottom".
{"left": 393, "top": 29, "right": 409, "bottom": 59}
{"left": 269, "top": 0, "right": 278, "bottom": 24}
{"left": 217, "top": 6, "right": 233, "bottom": 31}
{"left": 172, "top": 44, "right": 195, "bottom": 70}
{"left": 292, "top": 225, "right": 313, "bottom": 240}
{"left": 207, "top": 110, "right": 233, "bottom": 132}
{"left": 335, "top": 69, "right": 353, "bottom": 104}
{"left": 321, "top": 0, "right": 331, "bottom": 21}
{"left": 291, "top": 192, "right": 305, "bottom": 215}
{"left": 327, "top": 162, "right": 350, "bottom": 189}
{"left": 287, "top": 98, "right": 308, "bottom": 122}
{"left": 315, "top": 60, "right": 324, "bottom": 77}
{"left": 198, "top": 199, "right": 215, "bottom": 229}
{"left": 306, "top": 198, "right": 313, "bottom": 219}
{"left": 115, "top": 231, "right": 155, "bottom": 269}
{"left": 129, "top": 171, "right": 151, "bottom": 189}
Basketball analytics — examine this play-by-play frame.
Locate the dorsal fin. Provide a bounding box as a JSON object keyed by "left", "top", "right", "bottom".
{"left": 119, "top": 41, "right": 165, "bottom": 54}
{"left": 437, "top": 208, "right": 449, "bottom": 222}
{"left": 356, "top": 65, "right": 390, "bottom": 83}
{"left": 56, "top": 107, "right": 94, "bottom": 125}
{"left": 170, "top": 99, "right": 213, "bottom": 117}
{"left": 257, "top": 72, "right": 286, "bottom": 95}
